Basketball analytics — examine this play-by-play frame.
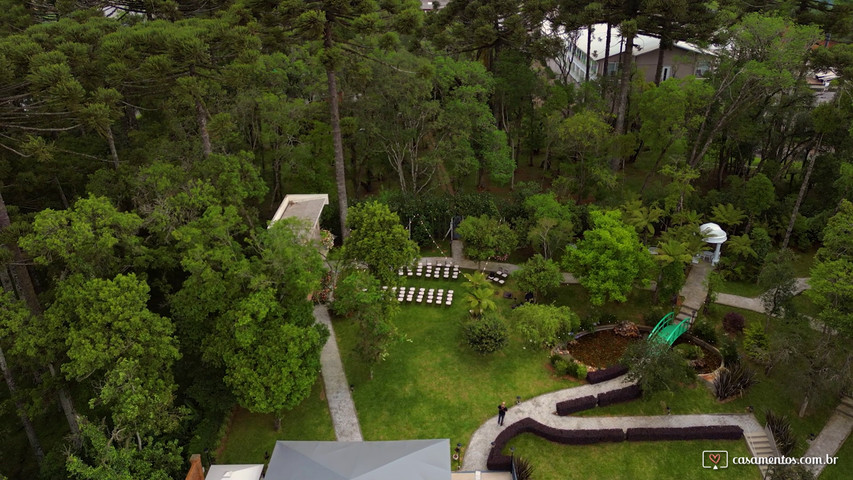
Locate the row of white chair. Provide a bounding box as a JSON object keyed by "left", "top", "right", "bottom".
{"left": 383, "top": 286, "right": 454, "bottom": 306}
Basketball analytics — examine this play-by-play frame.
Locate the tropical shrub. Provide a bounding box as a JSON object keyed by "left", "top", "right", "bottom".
{"left": 691, "top": 319, "right": 718, "bottom": 345}
{"left": 723, "top": 312, "right": 746, "bottom": 334}
{"left": 674, "top": 344, "right": 703, "bottom": 360}
{"left": 463, "top": 315, "right": 508, "bottom": 354}
{"left": 743, "top": 322, "right": 770, "bottom": 362}
{"left": 719, "top": 337, "right": 740, "bottom": 366}
{"left": 512, "top": 303, "right": 580, "bottom": 349}
{"left": 713, "top": 362, "right": 758, "bottom": 400}
{"left": 765, "top": 410, "right": 797, "bottom": 456}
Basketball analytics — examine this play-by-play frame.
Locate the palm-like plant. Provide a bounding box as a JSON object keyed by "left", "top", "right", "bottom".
{"left": 710, "top": 203, "right": 746, "bottom": 231}
{"left": 464, "top": 287, "right": 497, "bottom": 317}
{"left": 653, "top": 239, "right": 694, "bottom": 303}
{"left": 726, "top": 234, "right": 757, "bottom": 259}
{"left": 463, "top": 272, "right": 496, "bottom": 317}
{"left": 621, "top": 200, "right": 665, "bottom": 242}
{"left": 656, "top": 239, "right": 694, "bottom": 266}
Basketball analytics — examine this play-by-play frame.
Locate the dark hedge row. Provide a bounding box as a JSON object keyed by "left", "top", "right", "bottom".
{"left": 626, "top": 425, "right": 744, "bottom": 442}
{"left": 486, "top": 417, "right": 625, "bottom": 471}
{"left": 556, "top": 395, "right": 598, "bottom": 416}
{"left": 586, "top": 365, "right": 629, "bottom": 384}
{"left": 597, "top": 384, "right": 642, "bottom": 407}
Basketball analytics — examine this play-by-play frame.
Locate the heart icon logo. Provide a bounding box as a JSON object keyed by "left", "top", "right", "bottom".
{"left": 709, "top": 453, "right": 720, "bottom": 464}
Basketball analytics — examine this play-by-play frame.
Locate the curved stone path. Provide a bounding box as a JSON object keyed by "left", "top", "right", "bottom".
{"left": 460, "top": 376, "right": 760, "bottom": 471}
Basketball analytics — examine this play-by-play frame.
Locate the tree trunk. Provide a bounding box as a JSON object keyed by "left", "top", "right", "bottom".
{"left": 654, "top": 37, "right": 667, "bottom": 85}
{"left": 49, "top": 363, "right": 81, "bottom": 449}
{"left": 0, "top": 190, "right": 81, "bottom": 446}
{"left": 196, "top": 100, "right": 212, "bottom": 158}
{"left": 325, "top": 22, "right": 349, "bottom": 239}
{"left": 602, "top": 22, "right": 612, "bottom": 93}
{"left": 0, "top": 191, "right": 41, "bottom": 316}
{"left": 613, "top": 29, "right": 635, "bottom": 170}
{"left": 54, "top": 176, "right": 69, "bottom": 209}
{"left": 274, "top": 416, "right": 282, "bottom": 431}
{"left": 0, "top": 345, "right": 44, "bottom": 465}
{"left": 798, "top": 393, "right": 809, "bottom": 418}
{"left": 782, "top": 135, "right": 822, "bottom": 250}
{"left": 106, "top": 125, "right": 120, "bottom": 170}
{"left": 585, "top": 25, "right": 593, "bottom": 82}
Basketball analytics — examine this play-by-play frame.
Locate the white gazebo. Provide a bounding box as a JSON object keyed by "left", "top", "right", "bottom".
{"left": 699, "top": 223, "right": 727, "bottom": 266}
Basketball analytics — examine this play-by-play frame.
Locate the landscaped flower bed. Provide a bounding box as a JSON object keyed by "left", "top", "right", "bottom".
{"left": 568, "top": 329, "right": 638, "bottom": 368}
{"left": 568, "top": 327, "right": 722, "bottom": 374}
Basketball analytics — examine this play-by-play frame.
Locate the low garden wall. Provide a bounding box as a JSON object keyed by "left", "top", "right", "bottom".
{"left": 486, "top": 417, "right": 744, "bottom": 471}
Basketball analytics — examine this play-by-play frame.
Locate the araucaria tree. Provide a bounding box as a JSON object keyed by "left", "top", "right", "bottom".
{"left": 564, "top": 210, "right": 654, "bottom": 306}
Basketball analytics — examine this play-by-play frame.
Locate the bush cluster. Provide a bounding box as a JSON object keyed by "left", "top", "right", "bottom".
{"left": 713, "top": 362, "right": 758, "bottom": 400}
{"left": 597, "top": 384, "right": 642, "bottom": 407}
{"left": 550, "top": 355, "right": 588, "bottom": 379}
{"left": 743, "top": 322, "right": 769, "bottom": 362}
{"left": 626, "top": 425, "right": 743, "bottom": 441}
{"left": 674, "top": 344, "right": 703, "bottom": 360}
{"left": 642, "top": 307, "right": 671, "bottom": 327}
{"left": 723, "top": 312, "right": 745, "bottom": 334}
{"left": 719, "top": 337, "right": 740, "bottom": 366}
{"left": 586, "top": 365, "right": 629, "bottom": 384}
{"left": 463, "top": 315, "right": 508, "bottom": 354}
{"left": 765, "top": 410, "right": 797, "bottom": 456}
{"left": 691, "top": 319, "right": 718, "bottom": 345}
{"left": 556, "top": 395, "right": 598, "bottom": 416}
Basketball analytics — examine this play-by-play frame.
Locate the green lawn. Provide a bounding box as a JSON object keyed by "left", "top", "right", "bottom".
{"left": 790, "top": 294, "right": 820, "bottom": 317}
{"left": 216, "top": 377, "right": 335, "bottom": 464}
{"left": 716, "top": 280, "right": 764, "bottom": 298}
{"left": 418, "top": 241, "right": 453, "bottom": 258}
{"left": 546, "top": 284, "right": 659, "bottom": 324}
{"left": 791, "top": 249, "right": 817, "bottom": 277}
{"left": 504, "top": 434, "right": 761, "bottom": 480}
{"left": 334, "top": 277, "right": 579, "bottom": 451}
{"left": 716, "top": 249, "right": 815, "bottom": 298}
{"left": 819, "top": 433, "right": 853, "bottom": 480}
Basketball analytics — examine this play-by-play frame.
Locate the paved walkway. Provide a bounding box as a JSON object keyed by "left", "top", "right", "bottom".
{"left": 803, "top": 407, "right": 853, "bottom": 476}
{"left": 715, "top": 278, "right": 810, "bottom": 314}
{"left": 461, "top": 374, "right": 762, "bottom": 471}
{"left": 313, "top": 305, "right": 363, "bottom": 441}
{"left": 680, "top": 261, "right": 713, "bottom": 313}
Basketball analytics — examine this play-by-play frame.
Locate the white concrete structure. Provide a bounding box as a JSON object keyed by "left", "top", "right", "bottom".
{"left": 700, "top": 222, "right": 727, "bottom": 266}
{"left": 270, "top": 194, "right": 330, "bottom": 246}
{"left": 205, "top": 464, "right": 263, "bottom": 480}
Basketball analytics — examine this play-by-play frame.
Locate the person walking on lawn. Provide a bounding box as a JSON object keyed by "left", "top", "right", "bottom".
{"left": 498, "top": 401, "right": 508, "bottom": 426}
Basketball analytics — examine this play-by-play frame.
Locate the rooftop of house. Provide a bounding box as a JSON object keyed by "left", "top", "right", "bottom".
{"left": 566, "top": 23, "right": 716, "bottom": 62}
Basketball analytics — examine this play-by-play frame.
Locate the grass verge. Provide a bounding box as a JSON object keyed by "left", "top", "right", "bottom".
{"left": 504, "top": 434, "right": 760, "bottom": 480}
{"left": 216, "top": 377, "right": 335, "bottom": 464}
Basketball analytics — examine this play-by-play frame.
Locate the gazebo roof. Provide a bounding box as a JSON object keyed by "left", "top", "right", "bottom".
{"left": 699, "top": 223, "right": 727, "bottom": 244}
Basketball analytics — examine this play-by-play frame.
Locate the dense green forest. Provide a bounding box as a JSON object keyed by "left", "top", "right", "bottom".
{"left": 1, "top": 1, "right": 852, "bottom": 478}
